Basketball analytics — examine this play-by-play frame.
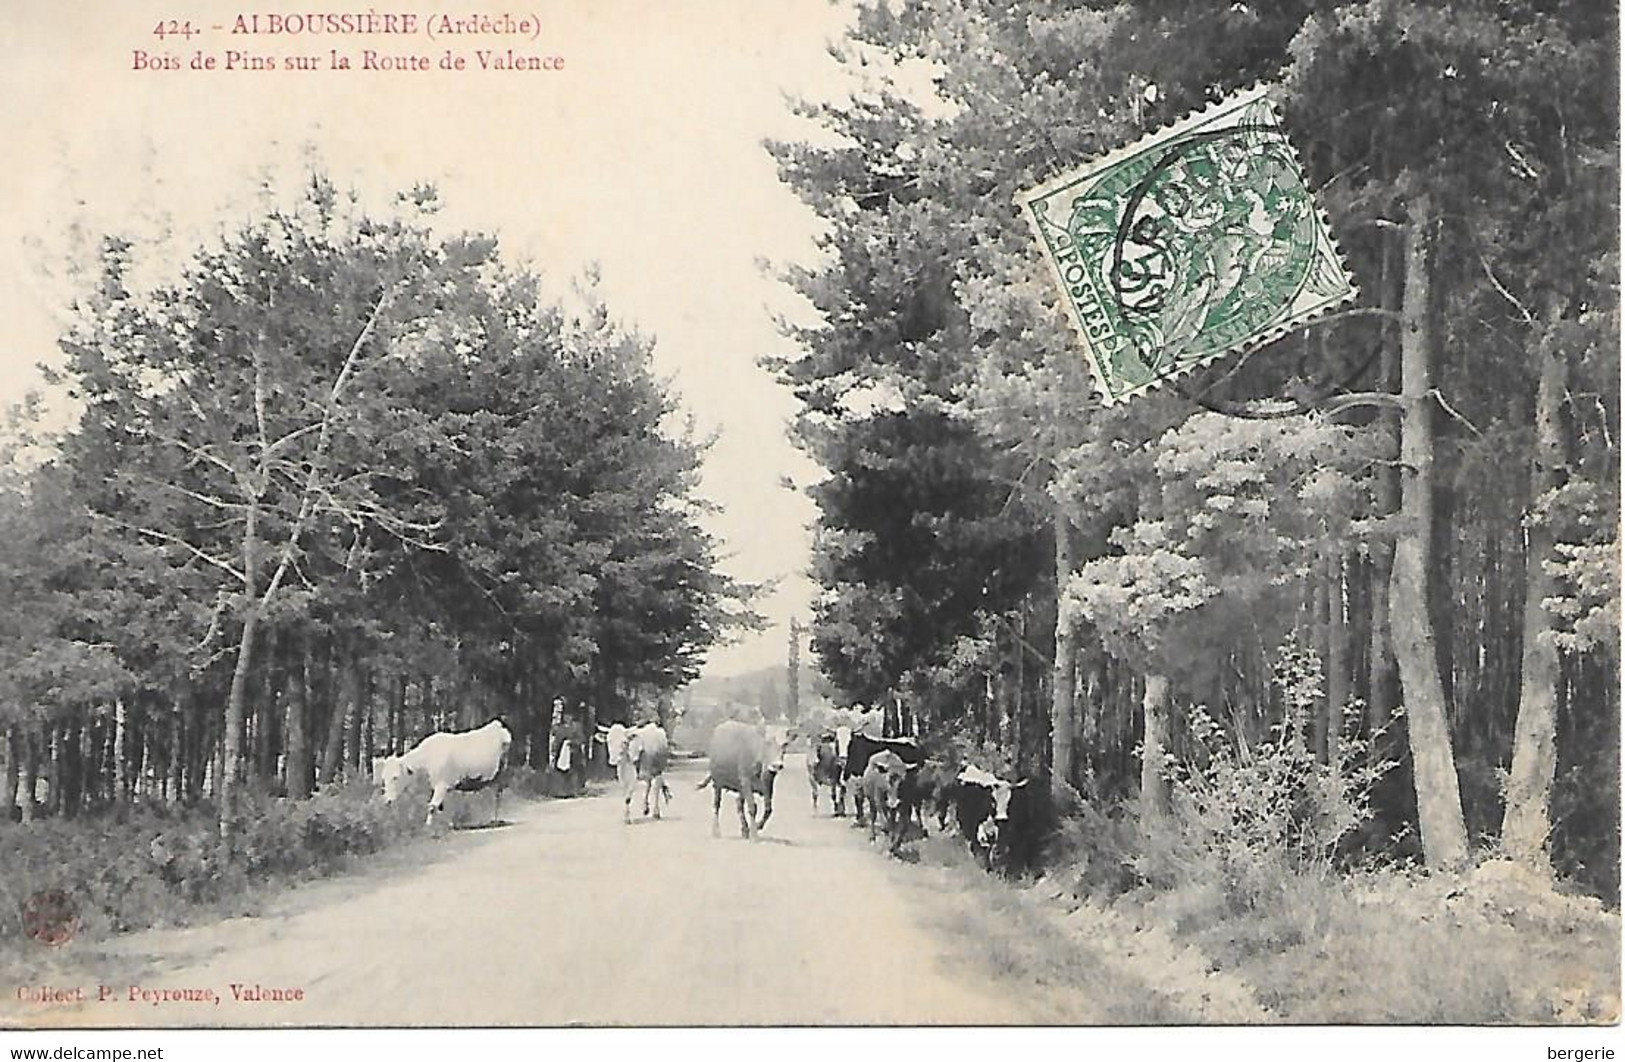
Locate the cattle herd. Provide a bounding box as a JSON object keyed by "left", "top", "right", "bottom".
{"left": 806, "top": 725, "right": 1037, "bottom": 873}
{"left": 374, "top": 713, "right": 1040, "bottom": 875}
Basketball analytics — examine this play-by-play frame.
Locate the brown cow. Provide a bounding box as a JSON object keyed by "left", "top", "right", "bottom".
{"left": 697, "top": 721, "right": 791, "bottom": 838}
{"left": 860, "top": 749, "right": 917, "bottom": 854}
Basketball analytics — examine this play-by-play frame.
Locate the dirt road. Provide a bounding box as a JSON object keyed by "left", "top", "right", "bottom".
{"left": 23, "top": 754, "right": 1042, "bottom": 1027}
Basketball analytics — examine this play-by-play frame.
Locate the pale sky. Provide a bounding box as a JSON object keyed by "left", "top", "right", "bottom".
{"left": 0, "top": 0, "right": 860, "bottom": 677}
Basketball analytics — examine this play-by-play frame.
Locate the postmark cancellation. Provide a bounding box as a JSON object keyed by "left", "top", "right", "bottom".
{"left": 1018, "top": 85, "right": 1357, "bottom": 407}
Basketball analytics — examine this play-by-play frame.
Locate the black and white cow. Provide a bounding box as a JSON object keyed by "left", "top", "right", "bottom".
{"left": 950, "top": 765, "right": 1042, "bottom": 874}
{"left": 842, "top": 733, "right": 925, "bottom": 827}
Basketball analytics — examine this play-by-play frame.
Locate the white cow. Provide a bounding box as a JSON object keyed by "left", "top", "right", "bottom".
{"left": 599, "top": 721, "right": 673, "bottom": 824}
{"left": 373, "top": 719, "right": 512, "bottom": 827}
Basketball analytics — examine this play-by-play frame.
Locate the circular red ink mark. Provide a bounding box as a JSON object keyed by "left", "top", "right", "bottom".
{"left": 20, "top": 889, "right": 79, "bottom": 947}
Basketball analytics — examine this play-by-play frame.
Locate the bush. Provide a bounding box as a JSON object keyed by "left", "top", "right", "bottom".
{"left": 504, "top": 763, "right": 550, "bottom": 798}
{"left": 1043, "top": 795, "right": 1142, "bottom": 902}
{"left": 0, "top": 781, "right": 427, "bottom": 953}
{"left": 233, "top": 780, "right": 426, "bottom": 875}
{"left": 1136, "top": 641, "right": 1396, "bottom": 913}
{"left": 0, "top": 805, "right": 227, "bottom": 945}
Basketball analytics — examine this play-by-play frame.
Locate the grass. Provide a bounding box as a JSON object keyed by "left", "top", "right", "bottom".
{"left": 1183, "top": 861, "right": 1622, "bottom": 1024}
{"left": 906, "top": 834, "right": 1196, "bottom": 1023}
{"left": 909, "top": 802, "right": 1620, "bottom": 1025}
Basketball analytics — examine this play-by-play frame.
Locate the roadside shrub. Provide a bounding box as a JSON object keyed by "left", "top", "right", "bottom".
{"left": 1043, "top": 795, "right": 1142, "bottom": 901}
{"left": 0, "top": 781, "right": 426, "bottom": 954}
{"left": 0, "top": 805, "right": 230, "bottom": 945}
{"left": 1138, "top": 640, "right": 1396, "bottom": 913}
{"left": 505, "top": 763, "right": 550, "bottom": 798}
{"left": 237, "top": 782, "right": 429, "bottom": 883}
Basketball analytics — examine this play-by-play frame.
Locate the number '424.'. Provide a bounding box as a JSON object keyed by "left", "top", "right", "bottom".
{"left": 152, "top": 19, "right": 199, "bottom": 40}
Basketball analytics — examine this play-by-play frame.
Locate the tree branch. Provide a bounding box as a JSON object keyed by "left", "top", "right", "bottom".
{"left": 253, "top": 343, "right": 269, "bottom": 464}
{"left": 192, "top": 588, "right": 231, "bottom": 653}
{"left": 128, "top": 472, "right": 251, "bottom": 514}
{"left": 153, "top": 432, "right": 243, "bottom": 488}
{"left": 261, "top": 422, "right": 323, "bottom": 462}
{"left": 259, "top": 288, "right": 394, "bottom": 608}
{"left": 998, "top": 451, "right": 1049, "bottom": 518}
{"left": 1429, "top": 388, "right": 1482, "bottom": 437}
{"left": 97, "top": 513, "right": 246, "bottom": 583}
{"left": 1320, "top": 391, "right": 1405, "bottom": 416}
{"left": 1480, "top": 253, "right": 1537, "bottom": 325}
{"left": 1297, "top": 307, "right": 1403, "bottom": 328}
{"left": 989, "top": 609, "right": 1053, "bottom": 666}
{"left": 331, "top": 291, "right": 391, "bottom": 405}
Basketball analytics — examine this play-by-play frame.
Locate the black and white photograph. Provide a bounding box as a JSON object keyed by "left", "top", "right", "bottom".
{"left": 0, "top": 0, "right": 1618, "bottom": 1053}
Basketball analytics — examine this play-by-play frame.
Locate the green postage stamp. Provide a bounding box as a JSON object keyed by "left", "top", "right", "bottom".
{"left": 1018, "top": 85, "right": 1356, "bottom": 407}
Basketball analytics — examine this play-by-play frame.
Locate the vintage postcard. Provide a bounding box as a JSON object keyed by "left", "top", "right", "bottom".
{"left": 0, "top": 1, "right": 1617, "bottom": 1056}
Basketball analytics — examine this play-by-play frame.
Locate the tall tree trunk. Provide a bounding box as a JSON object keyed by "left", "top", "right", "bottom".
{"left": 253, "top": 630, "right": 279, "bottom": 787}
{"left": 18, "top": 727, "right": 38, "bottom": 824}
{"left": 46, "top": 724, "right": 63, "bottom": 817}
{"left": 342, "top": 659, "right": 365, "bottom": 777}
{"left": 787, "top": 617, "right": 802, "bottom": 724}
{"left": 1326, "top": 552, "right": 1350, "bottom": 770}
{"left": 220, "top": 479, "right": 267, "bottom": 844}
{"left": 1369, "top": 234, "right": 1402, "bottom": 733}
{"left": 396, "top": 674, "right": 408, "bottom": 754}
{"left": 69, "top": 718, "right": 88, "bottom": 815}
{"left": 1080, "top": 658, "right": 1100, "bottom": 747}
{"left": 169, "top": 691, "right": 186, "bottom": 804}
{"left": 93, "top": 716, "right": 111, "bottom": 806}
{"left": 138, "top": 719, "right": 153, "bottom": 801}
{"left": 3, "top": 728, "right": 18, "bottom": 823}
{"left": 390, "top": 674, "right": 403, "bottom": 757}
{"left": 1430, "top": 476, "right": 1458, "bottom": 710}
{"left": 187, "top": 688, "right": 206, "bottom": 803}
{"left": 114, "top": 699, "right": 130, "bottom": 805}
{"left": 1140, "top": 673, "right": 1171, "bottom": 821}
{"left": 209, "top": 732, "right": 225, "bottom": 800}
{"left": 998, "top": 627, "right": 1013, "bottom": 749}
{"left": 61, "top": 721, "right": 78, "bottom": 815}
{"left": 1314, "top": 562, "right": 1333, "bottom": 761}
{"left": 1051, "top": 510, "right": 1078, "bottom": 800}
{"left": 1390, "top": 194, "right": 1469, "bottom": 869}
{"left": 319, "top": 648, "right": 350, "bottom": 785}
{"left": 1501, "top": 292, "right": 1568, "bottom": 868}
{"left": 358, "top": 671, "right": 374, "bottom": 774}
{"left": 131, "top": 703, "right": 149, "bottom": 801}
{"left": 286, "top": 633, "right": 313, "bottom": 799}
{"left": 1013, "top": 601, "right": 1028, "bottom": 763}
{"left": 221, "top": 606, "right": 261, "bottom": 846}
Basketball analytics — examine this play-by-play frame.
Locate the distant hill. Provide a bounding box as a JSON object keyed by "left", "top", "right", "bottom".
{"left": 682, "top": 662, "right": 830, "bottom": 720}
